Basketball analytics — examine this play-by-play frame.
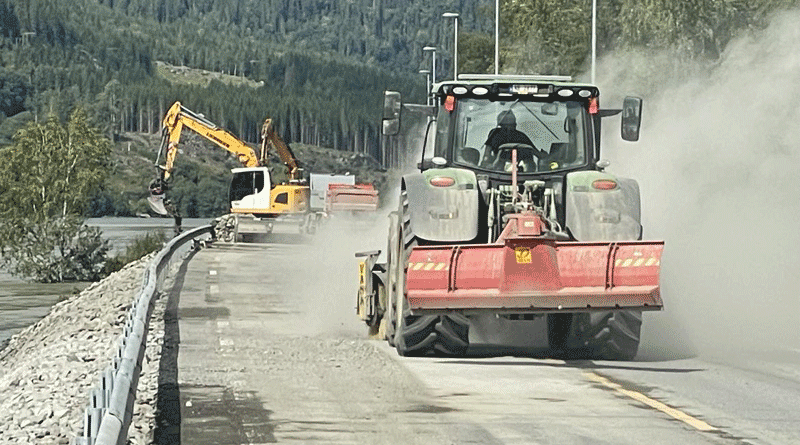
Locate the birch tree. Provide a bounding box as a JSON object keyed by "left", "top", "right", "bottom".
{"left": 0, "top": 107, "right": 112, "bottom": 282}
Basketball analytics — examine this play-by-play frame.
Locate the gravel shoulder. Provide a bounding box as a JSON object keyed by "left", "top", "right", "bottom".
{"left": 0, "top": 253, "right": 174, "bottom": 444}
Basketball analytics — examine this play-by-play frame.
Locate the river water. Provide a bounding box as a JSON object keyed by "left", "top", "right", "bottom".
{"left": 0, "top": 217, "right": 210, "bottom": 346}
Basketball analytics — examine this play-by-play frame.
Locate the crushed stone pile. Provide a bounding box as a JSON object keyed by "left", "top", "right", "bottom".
{"left": 0, "top": 253, "right": 167, "bottom": 444}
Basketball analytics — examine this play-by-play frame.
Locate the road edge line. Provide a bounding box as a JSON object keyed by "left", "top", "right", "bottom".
{"left": 584, "top": 371, "right": 718, "bottom": 432}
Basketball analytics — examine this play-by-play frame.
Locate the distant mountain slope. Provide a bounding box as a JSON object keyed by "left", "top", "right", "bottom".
{"left": 0, "top": 0, "right": 440, "bottom": 164}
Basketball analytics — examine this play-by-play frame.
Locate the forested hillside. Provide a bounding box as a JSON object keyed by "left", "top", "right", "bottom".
{"left": 0, "top": 0, "right": 454, "bottom": 159}
{"left": 0, "top": 0, "right": 797, "bottom": 218}
{"left": 1, "top": 0, "right": 795, "bottom": 148}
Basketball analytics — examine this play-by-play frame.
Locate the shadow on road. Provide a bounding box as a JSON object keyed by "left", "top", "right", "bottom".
{"left": 153, "top": 248, "right": 197, "bottom": 445}
{"left": 434, "top": 357, "right": 705, "bottom": 374}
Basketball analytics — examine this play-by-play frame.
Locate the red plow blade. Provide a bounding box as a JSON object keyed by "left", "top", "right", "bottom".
{"left": 406, "top": 239, "right": 664, "bottom": 314}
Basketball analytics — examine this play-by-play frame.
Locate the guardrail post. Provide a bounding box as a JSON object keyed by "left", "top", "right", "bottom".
{"left": 90, "top": 389, "right": 105, "bottom": 410}
{"left": 75, "top": 225, "right": 212, "bottom": 445}
{"left": 84, "top": 406, "right": 103, "bottom": 444}
{"left": 102, "top": 367, "right": 115, "bottom": 405}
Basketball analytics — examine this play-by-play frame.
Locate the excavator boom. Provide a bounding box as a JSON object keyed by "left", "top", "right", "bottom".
{"left": 158, "top": 102, "right": 259, "bottom": 181}
{"left": 149, "top": 101, "right": 260, "bottom": 215}
{"left": 261, "top": 118, "right": 302, "bottom": 181}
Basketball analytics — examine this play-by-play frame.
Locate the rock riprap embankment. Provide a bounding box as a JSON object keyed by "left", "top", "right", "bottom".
{"left": 0, "top": 254, "right": 166, "bottom": 444}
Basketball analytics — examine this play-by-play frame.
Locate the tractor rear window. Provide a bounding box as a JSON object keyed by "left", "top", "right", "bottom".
{"left": 452, "top": 99, "right": 587, "bottom": 174}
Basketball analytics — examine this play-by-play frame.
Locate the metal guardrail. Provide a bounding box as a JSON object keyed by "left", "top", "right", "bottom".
{"left": 73, "top": 225, "right": 213, "bottom": 445}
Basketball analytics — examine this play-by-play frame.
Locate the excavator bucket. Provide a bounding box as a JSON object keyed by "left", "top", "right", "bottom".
{"left": 405, "top": 236, "right": 664, "bottom": 314}
{"left": 147, "top": 178, "right": 170, "bottom": 216}
{"left": 147, "top": 194, "right": 169, "bottom": 216}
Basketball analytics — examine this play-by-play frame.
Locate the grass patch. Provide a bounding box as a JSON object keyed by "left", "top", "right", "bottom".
{"left": 154, "top": 61, "right": 265, "bottom": 88}
{"left": 105, "top": 230, "right": 167, "bottom": 275}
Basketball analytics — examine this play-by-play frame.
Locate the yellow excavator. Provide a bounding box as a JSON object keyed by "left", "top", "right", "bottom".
{"left": 148, "top": 101, "right": 315, "bottom": 234}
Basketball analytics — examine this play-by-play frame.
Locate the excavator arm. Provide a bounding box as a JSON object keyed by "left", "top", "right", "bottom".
{"left": 148, "top": 101, "right": 260, "bottom": 215}
{"left": 261, "top": 118, "right": 302, "bottom": 181}
{"left": 156, "top": 101, "right": 259, "bottom": 182}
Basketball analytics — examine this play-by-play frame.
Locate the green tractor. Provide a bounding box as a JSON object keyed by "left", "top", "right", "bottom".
{"left": 357, "top": 75, "right": 662, "bottom": 360}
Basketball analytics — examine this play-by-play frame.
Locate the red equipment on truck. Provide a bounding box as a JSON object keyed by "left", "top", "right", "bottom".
{"left": 309, "top": 173, "right": 379, "bottom": 215}
{"left": 326, "top": 183, "right": 379, "bottom": 213}
{"left": 357, "top": 75, "right": 662, "bottom": 359}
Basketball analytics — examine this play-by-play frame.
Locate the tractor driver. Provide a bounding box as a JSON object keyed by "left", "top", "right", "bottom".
{"left": 481, "top": 110, "right": 538, "bottom": 171}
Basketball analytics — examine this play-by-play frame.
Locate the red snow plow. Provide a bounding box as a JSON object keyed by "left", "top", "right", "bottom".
{"left": 405, "top": 213, "right": 663, "bottom": 314}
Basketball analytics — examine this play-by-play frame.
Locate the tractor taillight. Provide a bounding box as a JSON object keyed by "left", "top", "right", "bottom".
{"left": 592, "top": 179, "right": 617, "bottom": 190}
{"left": 588, "top": 97, "right": 599, "bottom": 114}
{"left": 444, "top": 95, "right": 455, "bottom": 112}
{"left": 430, "top": 176, "right": 455, "bottom": 187}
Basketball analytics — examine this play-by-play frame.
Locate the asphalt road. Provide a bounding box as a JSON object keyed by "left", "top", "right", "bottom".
{"left": 156, "top": 228, "right": 800, "bottom": 445}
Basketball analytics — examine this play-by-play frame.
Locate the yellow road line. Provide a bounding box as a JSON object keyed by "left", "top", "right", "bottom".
{"left": 585, "top": 372, "right": 718, "bottom": 432}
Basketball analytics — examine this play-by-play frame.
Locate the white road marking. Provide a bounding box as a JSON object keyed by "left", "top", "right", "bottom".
{"left": 585, "top": 372, "right": 718, "bottom": 432}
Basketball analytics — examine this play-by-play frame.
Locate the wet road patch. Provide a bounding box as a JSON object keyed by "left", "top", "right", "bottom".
{"left": 179, "top": 307, "right": 231, "bottom": 319}
{"left": 181, "top": 384, "right": 276, "bottom": 444}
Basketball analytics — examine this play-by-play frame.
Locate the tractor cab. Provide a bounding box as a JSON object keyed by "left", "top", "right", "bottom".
{"left": 386, "top": 75, "right": 642, "bottom": 175}
{"left": 383, "top": 75, "right": 643, "bottom": 240}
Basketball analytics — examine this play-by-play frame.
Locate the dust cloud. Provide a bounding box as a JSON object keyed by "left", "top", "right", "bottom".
{"left": 282, "top": 215, "right": 390, "bottom": 338}
{"left": 284, "top": 110, "right": 431, "bottom": 338}
{"left": 598, "top": 9, "right": 800, "bottom": 361}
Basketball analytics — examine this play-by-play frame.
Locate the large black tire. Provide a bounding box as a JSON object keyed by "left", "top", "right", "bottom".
{"left": 568, "top": 310, "right": 642, "bottom": 360}
{"left": 393, "top": 188, "right": 469, "bottom": 357}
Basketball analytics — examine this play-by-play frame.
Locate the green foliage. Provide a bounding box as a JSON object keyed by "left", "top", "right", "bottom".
{"left": 0, "top": 108, "right": 112, "bottom": 282}
{"left": 459, "top": 32, "right": 495, "bottom": 75}
{"left": 0, "top": 215, "right": 109, "bottom": 283}
{"left": 501, "top": 0, "right": 592, "bottom": 75}
{"left": 0, "top": 108, "right": 111, "bottom": 222}
{"left": 104, "top": 230, "right": 166, "bottom": 275}
{"left": 0, "top": 67, "right": 30, "bottom": 117}
{"left": 455, "top": 0, "right": 800, "bottom": 77}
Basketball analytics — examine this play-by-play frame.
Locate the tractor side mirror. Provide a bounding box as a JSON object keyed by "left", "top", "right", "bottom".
{"left": 383, "top": 91, "right": 402, "bottom": 136}
{"left": 621, "top": 96, "right": 642, "bottom": 142}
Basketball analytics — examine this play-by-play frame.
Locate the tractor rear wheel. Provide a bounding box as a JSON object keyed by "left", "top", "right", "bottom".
{"left": 568, "top": 310, "right": 642, "bottom": 360}
{"left": 393, "top": 188, "right": 469, "bottom": 357}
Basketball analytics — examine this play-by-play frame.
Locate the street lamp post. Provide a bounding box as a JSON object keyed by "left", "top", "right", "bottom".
{"left": 495, "top": 0, "right": 499, "bottom": 74}
{"left": 423, "top": 46, "right": 437, "bottom": 86}
{"left": 591, "top": 0, "right": 597, "bottom": 84}
{"left": 442, "top": 12, "right": 459, "bottom": 81}
{"left": 419, "top": 69, "right": 431, "bottom": 105}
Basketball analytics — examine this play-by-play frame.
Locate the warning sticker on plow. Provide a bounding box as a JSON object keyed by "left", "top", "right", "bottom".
{"left": 515, "top": 247, "right": 532, "bottom": 264}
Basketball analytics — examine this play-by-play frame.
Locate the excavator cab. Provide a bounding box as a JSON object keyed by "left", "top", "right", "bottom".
{"left": 229, "top": 167, "right": 309, "bottom": 216}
